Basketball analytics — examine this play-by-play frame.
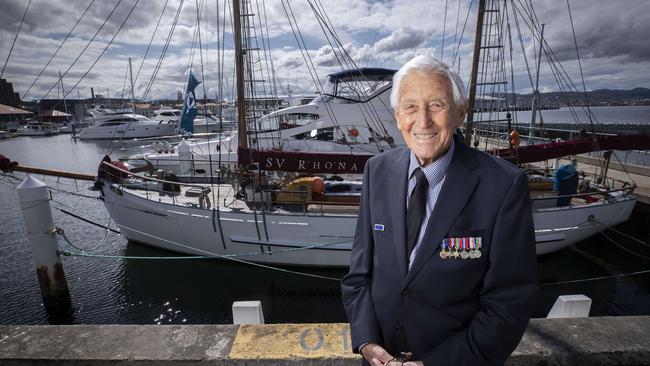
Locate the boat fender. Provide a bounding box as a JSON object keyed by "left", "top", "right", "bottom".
{"left": 0, "top": 154, "right": 18, "bottom": 172}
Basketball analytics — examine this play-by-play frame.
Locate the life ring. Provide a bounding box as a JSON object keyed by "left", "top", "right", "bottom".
{"left": 348, "top": 128, "right": 359, "bottom": 137}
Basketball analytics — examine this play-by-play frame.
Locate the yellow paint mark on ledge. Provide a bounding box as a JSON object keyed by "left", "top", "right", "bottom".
{"left": 229, "top": 323, "right": 360, "bottom": 359}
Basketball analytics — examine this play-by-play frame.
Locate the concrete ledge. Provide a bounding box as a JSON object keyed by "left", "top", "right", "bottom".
{"left": 1, "top": 317, "right": 649, "bottom": 365}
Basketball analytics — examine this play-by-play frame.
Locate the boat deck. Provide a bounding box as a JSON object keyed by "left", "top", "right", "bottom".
{"left": 115, "top": 180, "right": 361, "bottom": 216}
{"left": 477, "top": 135, "right": 650, "bottom": 205}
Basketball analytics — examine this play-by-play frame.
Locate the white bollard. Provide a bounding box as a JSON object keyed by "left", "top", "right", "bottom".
{"left": 16, "top": 175, "right": 71, "bottom": 312}
{"left": 177, "top": 139, "right": 192, "bottom": 176}
{"left": 547, "top": 294, "right": 591, "bottom": 319}
{"left": 232, "top": 301, "right": 264, "bottom": 324}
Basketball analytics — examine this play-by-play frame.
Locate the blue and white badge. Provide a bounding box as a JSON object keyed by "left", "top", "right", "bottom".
{"left": 373, "top": 224, "right": 385, "bottom": 231}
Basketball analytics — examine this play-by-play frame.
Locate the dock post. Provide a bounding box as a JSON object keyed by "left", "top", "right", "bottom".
{"left": 16, "top": 175, "right": 72, "bottom": 315}
{"left": 232, "top": 301, "right": 264, "bottom": 324}
{"left": 547, "top": 294, "right": 592, "bottom": 318}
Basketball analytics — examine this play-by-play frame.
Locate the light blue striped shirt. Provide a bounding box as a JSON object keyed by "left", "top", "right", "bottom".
{"left": 406, "top": 140, "right": 455, "bottom": 269}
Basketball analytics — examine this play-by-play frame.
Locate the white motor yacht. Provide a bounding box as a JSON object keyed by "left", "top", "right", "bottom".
{"left": 152, "top": 108, "right": 235, "bottom": 133}
{"left": 78, "top": 113, "right": 177, "bottom": 140}
{"left": 20, "top": 122, "right": 60, "bottom": 136}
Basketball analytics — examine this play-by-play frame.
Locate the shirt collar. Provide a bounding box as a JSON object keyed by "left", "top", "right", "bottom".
{"left": 408, "top": 139, "right": 455, "bottom": 188}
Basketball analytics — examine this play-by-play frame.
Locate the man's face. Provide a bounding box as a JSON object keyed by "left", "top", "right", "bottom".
{"left": 395, "top": 71, "right": 466, "bottom": 166}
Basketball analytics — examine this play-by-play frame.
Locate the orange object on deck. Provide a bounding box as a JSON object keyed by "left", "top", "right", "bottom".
{"left": 510, "top": 130, "right": 520, "bottom": 148}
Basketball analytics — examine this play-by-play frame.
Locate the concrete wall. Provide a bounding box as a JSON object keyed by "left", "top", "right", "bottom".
{"left": 1, "top": 316, "right": 649, "bottom": 365}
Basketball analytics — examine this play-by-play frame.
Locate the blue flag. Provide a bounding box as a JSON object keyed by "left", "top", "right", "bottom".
{"left": 179, "top": 69, "right": 201, "bottom": 134}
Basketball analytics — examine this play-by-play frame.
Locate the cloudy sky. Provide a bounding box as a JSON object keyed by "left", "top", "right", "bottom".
{"left": 0, "top": 0, "right": 648, "bottom": 102}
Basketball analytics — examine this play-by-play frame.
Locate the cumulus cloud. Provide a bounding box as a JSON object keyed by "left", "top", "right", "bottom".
{"left": 0, "top": 0, "right": 647, "bottom": 100}
{"left": 374, "top": 27, "right": 427, "bottom": 53}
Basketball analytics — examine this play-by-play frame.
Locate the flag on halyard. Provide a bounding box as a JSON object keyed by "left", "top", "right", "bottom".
{"left": 179, "top": 69, "right": 201, "bottom": 134}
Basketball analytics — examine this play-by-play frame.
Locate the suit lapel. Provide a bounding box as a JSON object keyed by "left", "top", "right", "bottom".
{"left": 403, "top": 138, "right": 480, "bottom": 287}
{"left": 387, "top": 148, "right": 410, "bottom": 276}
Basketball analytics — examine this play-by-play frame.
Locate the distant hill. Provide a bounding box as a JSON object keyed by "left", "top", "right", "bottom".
{"left": 587, "top": 87, "right": 650, "bottom": 100}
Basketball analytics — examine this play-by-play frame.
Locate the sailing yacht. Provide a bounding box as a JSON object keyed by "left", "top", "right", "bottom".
{"left": 20, "top": 122, "right": 60, "bottom": 136}
{"left": 95, "top": 0, "right": 638, "bottom": 267}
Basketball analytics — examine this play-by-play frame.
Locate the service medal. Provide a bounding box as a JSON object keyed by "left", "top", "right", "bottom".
{"left": 475, "top": 237, "right": 482, "bottom": 258}
{"left": 439, "top": 239, "right": 448, "bottom": 259}
{"left": 460, "top": 238, "right": 469, "bottom": 259}
{"left": 468, "top": 237, "right": 476, "bottom": 258}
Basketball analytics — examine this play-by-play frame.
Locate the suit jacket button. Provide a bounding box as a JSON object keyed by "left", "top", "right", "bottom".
{"left": 401, "top": 289, "right": 409, "bottom": 297}
{"left": 395, "top": 324, "right": 402, "bottom": 331}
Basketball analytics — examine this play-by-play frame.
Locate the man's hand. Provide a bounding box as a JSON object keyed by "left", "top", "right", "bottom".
{"left": 361, "top": 343, "right": 393, "bottom": 365}
{"left": 362, "top": 343, "right": 424, "bottom": 366}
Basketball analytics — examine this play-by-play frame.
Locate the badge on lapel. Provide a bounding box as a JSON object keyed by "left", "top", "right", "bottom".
{"left": 439, "top": 236, "right": 482, "bottom": 259}
{"left": 373, "top": 224, "right": 385, "bottom": 232}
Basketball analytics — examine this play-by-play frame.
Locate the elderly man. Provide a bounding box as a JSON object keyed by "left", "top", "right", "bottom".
{"left": 341, "top": 55, "right": 538, "bottom": 366}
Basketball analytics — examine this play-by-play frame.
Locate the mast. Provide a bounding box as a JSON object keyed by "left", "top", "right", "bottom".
{"left": 59, "top": 71, "right": 69, "bottom": 121}
{"left": 530, "top": 23, "right": 545, "bottom": 143}
{"left": 233, "top": 0, "right": 247, "bottom": 150}
{"left": 128, "top": 57, "right": 136, "bottom": 115}
{"left": 464, "top": 0, "right": 486, "bottom": 146}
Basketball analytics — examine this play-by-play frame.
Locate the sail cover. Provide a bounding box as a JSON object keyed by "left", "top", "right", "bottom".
{"left": 496, "top": 135, "right": 650, "bottom": 164}
{"left": 240, "top": 135, "right": 649, "bottom": 174}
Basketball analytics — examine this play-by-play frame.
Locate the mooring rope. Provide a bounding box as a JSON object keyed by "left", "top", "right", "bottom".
{"left": 540, "top": 269, "right": 650, "bottom": 286}
{"left": 53, "top": 228, "right": 343, "bottom": 281}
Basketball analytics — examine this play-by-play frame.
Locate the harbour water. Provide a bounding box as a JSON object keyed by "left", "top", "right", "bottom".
{"left": 1, "top": 107, "right": 649, "bottom": 325}
{"left": 476, "top": 105, "right": 650, "bottom": 125}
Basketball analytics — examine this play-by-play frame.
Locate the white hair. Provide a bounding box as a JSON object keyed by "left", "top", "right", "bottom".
{"left": 390, "top": 55, "right": 467, "bottom": 109}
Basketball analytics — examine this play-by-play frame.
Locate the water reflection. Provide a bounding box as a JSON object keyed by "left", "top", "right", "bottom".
{"left": 119, "top": 243, "right": 348, "bottom": 324}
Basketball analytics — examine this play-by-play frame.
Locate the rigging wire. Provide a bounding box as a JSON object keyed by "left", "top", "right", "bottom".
{"left": 451, "top": 0, "right": 463, "bottom": 67}
{"left": 140, "top": 0, "right": 185, "bottom": 103}
{"left": 259, "top": 0, "right": 283, "bottom": 146}
{"left": 0, "top": 0, "right": 31, "bottom": 80}
{"left": 441, "top": 0, "right": 449, "bottom": 62}
{"left": 309, "top": 0, "right": 392, "bottom": 147}
{"left": 280, "top": 0, "right": 343, "bottom": 144}
{"left": 39, "top": 0, "right": 127, "bottom": 101}
{"left": 451, "top": 0, "right": 475, "bottom": 69}
{"left": 22, "top": 0, "right": 96, "bottom": 100}
{"left": 133, "top": 0, "right": 170, "bottom": 88}
{"left": 513, "top": 0, "right": 592, "bottom": 125}
{"left": 566, "top": 0, "right": 595, "bottom": 125}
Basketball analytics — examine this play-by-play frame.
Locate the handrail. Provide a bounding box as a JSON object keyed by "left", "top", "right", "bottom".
{"left": 531, "top": 185, "right": 636, "bottom": 202}
{"left": 100, "top": 161, "right": 208, "bottom": 188}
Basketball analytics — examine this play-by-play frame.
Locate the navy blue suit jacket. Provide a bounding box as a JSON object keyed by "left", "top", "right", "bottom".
{"left": 341, "top": 136, "right": 538, "bottom": 365}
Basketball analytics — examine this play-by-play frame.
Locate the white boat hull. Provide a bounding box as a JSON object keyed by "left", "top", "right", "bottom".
{"left": 79, "top": 123, "right": 177, "bottom": 140}
{"left": 100, "top": 182, "right": 636, "bottom": 267}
